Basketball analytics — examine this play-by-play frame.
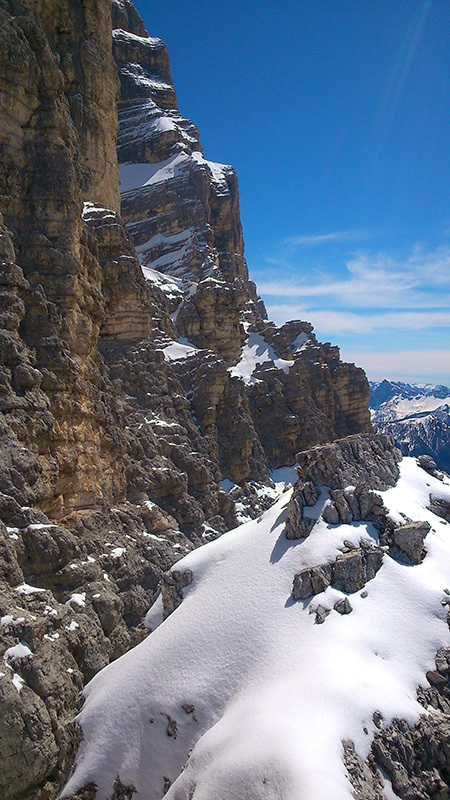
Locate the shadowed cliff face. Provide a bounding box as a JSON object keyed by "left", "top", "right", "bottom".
{"left": 0, "top": 2, "right": 373, "bottom": 798}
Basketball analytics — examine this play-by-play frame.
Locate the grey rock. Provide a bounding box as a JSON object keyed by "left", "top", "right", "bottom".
{"left": 426, "top": 670, "right": 447, "bottom": 687}
{"left": 393, "top": 520, "right": 430, "bottom": 564}
{"left": 330, "top": 489, "right": 354, "bottom": 523}
{"left": 331, "top": 550, "right": 366, "bottom": 593}
{"left": 429, "top": 498, "right": 450, "bottom": 523}
{"left": 372, "top": 715, "right": 450, "bottom": 800}
{"left": 292, "top": 563, "right": 332, "bottom": 600}
{"left": 296, "top": 433, "right": 401, "bottom": 491}
{"left": 285, "top": 514, "right": 316, "bottom": 540}
{"left": 161, "top": 569, "right": 193, "bottom": 619}
{"left": 417, "top": 454, "right": 439, "bottom": 474}
{"left": 322, "top": 484, "right": 389, "bottom": 527}
{"left": 334, "top": 597, "right": 353, "bottom": 615}
{"left": 314, "top": 604, "right": 330, "bottom": 624}
{"left": 292, "top": 541, "right": 385, "bottom": 601}
{"left": 0, "top": 674, "right": 58, "bottom": 799}
{"left": 285, "top": 481, "right": 320, "bottom": 538}
{"left": 435, "top": 647, "right": 450, "bottom": 676}
{"left": 322, "top": 501, "right": 340, "bottom": 525}
{"left": 111, "top": 777, "right": 137, "bottom": 799}
{"left": 343, "top": 740, "right": 384, "bottom": 800}
{"left": 364, "top": 547, "right": 384, "bottom": 581}
{"left": 90, "top": 585, "right": 125, "bottom": 635}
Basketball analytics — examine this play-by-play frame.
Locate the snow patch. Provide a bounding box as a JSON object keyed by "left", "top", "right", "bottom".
{"left": 4, "top": 643, "right": 32, "bottom": 662}
{"left": 15, "top": 583, "right": 46, "bottom": 595}
{"left": 12, "top": 673, "right": 25, "bottom": 693}
{"left": 66, "top": 593, "right": 86, "bottom": 608}
{"left": 110, "top": 548, "right": 126, "bottom": 559}
{"left": 162, "top": 338, "right": 198, "bottom": 362}
{"left": 229, "top": 332, "right": 294, "bottom": 385}
{"left": 120, "top": 154, "right": 189, "bottom": 194}
{"left": 270, "top": 464, "right": 299, "bottom": 486}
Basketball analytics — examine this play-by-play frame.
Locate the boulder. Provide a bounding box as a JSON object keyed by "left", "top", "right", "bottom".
{"left": 393, "top": 521, "right": 430, "bottom": 564}
{"left": 0, "top": 675, "right": 58, "bottom": 799}
{"left": 292, "top": 564, "right": 332, "bottom": 600}
{"left": 331, "top": 550, "right": 365, "bottom": 594}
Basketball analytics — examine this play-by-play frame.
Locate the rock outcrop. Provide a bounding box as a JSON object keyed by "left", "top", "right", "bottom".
{"left": 283, "top": 432, "right": 450, "bottom": 799}
{"left": 111, "top": 0, "right": 372, "bottom": 477}
{"left": 346, "top": 641, "right": 450, "bottom": 800}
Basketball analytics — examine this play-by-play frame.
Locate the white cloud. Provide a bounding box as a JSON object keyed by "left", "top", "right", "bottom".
{"left": 256, "top": 244, "right": 450, "bottom": 312}
{"left": 281, "top": 229, "right": 370, "bottom": 247}
{"left": 340, "top": 349, "right": 450, "bottom": 385}
{"left": 266, "top": 305, "right": 450, "bottom": 335}
{"left": 254, "top": 237, "right": 450, "bottom": 385}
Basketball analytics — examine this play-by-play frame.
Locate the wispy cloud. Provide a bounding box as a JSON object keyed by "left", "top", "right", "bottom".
{"left": 341, "top": 349, "right": 450, "bottom": 385}
{"left": 281, "top": 229, "right": 371, "bottom": 248}
{"left": 370, "top": 1, "right": 432, "bottom": 151}
{"left": 254, "top": 237, "right": 450, "bottom": 383}
{"left": 267, "top": 306, "right": 450, "bottom": 335}
{"left": 257, "top": 244, "right": 450, "bottom": 313}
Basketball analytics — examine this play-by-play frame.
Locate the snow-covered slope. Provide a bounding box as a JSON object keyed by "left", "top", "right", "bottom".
{"left": 63, "top": 452, "right": 450, "bottom": 800}
{"left": 370, "top": 380, "right": 450, "bottom": 472}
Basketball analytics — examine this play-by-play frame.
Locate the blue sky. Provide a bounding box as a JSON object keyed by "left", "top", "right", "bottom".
{"left": 132, "top": 0, "right": 450, "bottom": 386}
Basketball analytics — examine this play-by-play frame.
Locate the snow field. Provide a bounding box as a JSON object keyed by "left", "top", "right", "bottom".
{"left": 63, "top": 459, "right": 450, "bottom": 800}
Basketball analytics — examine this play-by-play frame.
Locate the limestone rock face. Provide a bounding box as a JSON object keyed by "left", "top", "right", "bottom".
{"left": 295, "top": 432, "right": 402, "bottom": 491}
{"left": 0, "top": 0, "right": 128, "bottom": 520}
{"left": 111, "top": 2, "right": 372, "bottom": 494}
{"left": 0, "top": 1, "right": 375, "bottom": 797}
{"left": 245, "top": 327, "right": 371, "bottom": 468}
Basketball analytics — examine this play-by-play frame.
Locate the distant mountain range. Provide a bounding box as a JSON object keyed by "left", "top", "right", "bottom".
{"left": 369, "top": 380, "right": 450, "bottom": 472}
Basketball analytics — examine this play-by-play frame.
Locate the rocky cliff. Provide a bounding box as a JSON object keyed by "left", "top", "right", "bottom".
{"left": 0, "top": 1, "right": 374, "bottom": 798}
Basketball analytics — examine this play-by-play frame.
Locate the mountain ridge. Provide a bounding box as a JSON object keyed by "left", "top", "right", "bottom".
{"left": 370, "top": 380, "right": 450, "bottom": 473}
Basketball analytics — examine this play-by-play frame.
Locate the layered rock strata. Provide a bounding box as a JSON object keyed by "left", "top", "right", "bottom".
{"left": 0, "top": 1, "right": 373, "bottom": 798}
{"left": 112, "top": 0, "right": 371, "bottom": 475}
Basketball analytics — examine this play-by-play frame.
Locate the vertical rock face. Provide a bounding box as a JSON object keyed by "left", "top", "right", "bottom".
{"left": 0, "top": 1, "right": 373, "bottom": 797}
{"left": 112, "top": 0, "right": 371, "bottom": 472}
{"left": 112, "top": 0, "right": 266, "bottom": 365}
{"left": 0, "top": 0, "right": 125, "bottom": 519}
